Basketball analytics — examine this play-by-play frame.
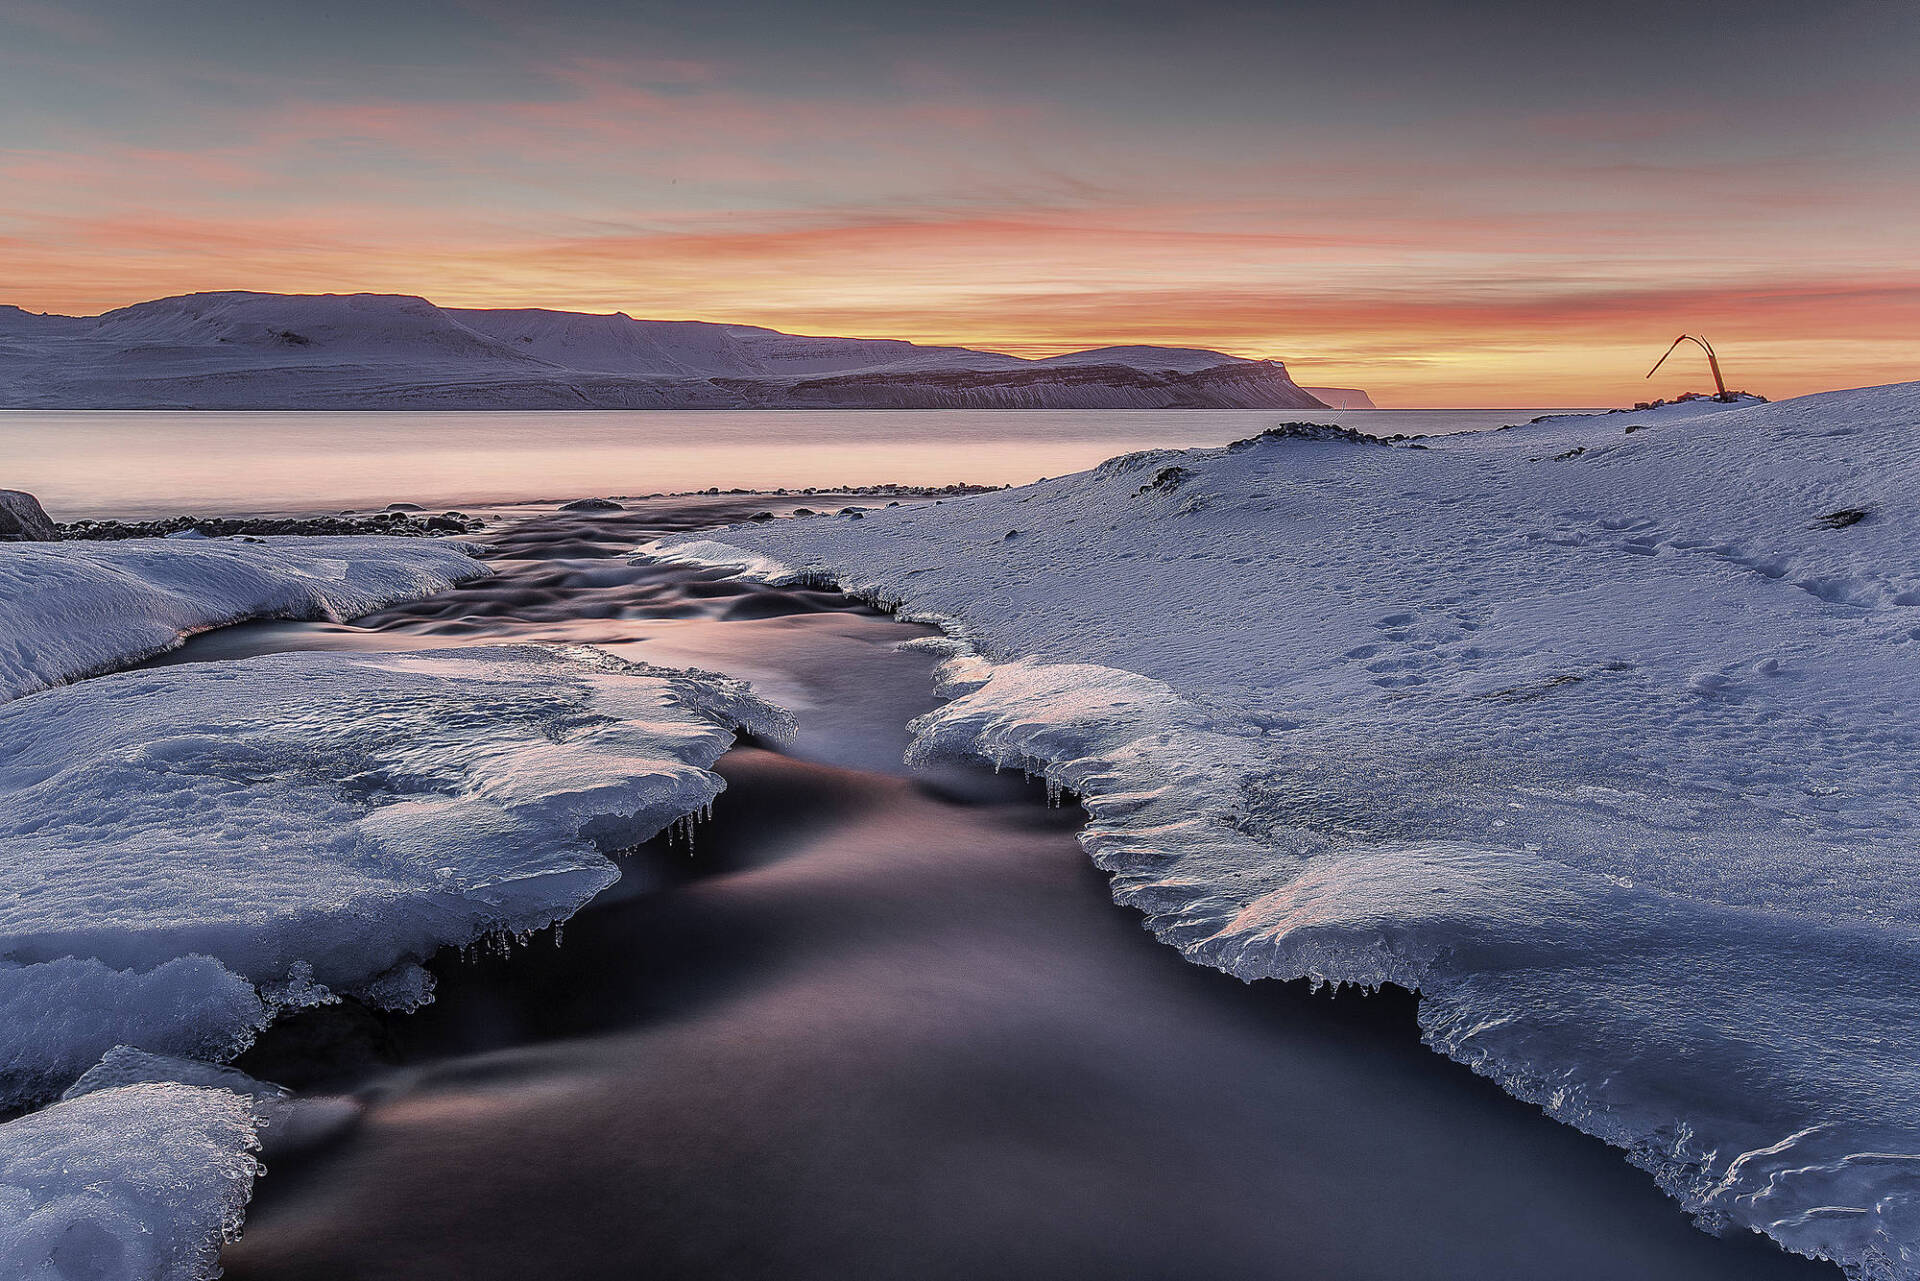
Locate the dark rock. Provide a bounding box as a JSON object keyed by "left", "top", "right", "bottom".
{"left": 0, "top": 489, "right": 56, "bottom": 541}
{"left": 52, "top": 510, "right": 484, "bottom": 541}
{"left": 1137, "top": 466, "right": 1192, "bottom": 496}
{"left": 1226, "top": 422, "right": 1389, "bottom": 451}
{"left": 560, "top": 498, "right": 624, "bottom": 512}
{"left": 385, "top": 502, "right": 424, "bottom": 512}
{"left": 1816, "top": 508, "right": 1869, "bottom": 529}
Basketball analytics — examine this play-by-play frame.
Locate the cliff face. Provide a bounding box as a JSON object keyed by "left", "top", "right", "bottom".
{"left": 733, "top": 359, "right": 1328, "bottom": 410}
{"left": 1302, "top": 386, "right": 1376, "bottom": 409}
{"left": 0, "top": 292, "right": 1350, "bottom": 411}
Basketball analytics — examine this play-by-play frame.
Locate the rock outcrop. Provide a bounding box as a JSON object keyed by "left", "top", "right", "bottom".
{"left": 0, "top": 490, "right": 55, "bottom": 541}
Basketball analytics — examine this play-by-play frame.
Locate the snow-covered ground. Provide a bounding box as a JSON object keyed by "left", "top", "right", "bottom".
{"left": 657, "top": 383, "right": 1920, "bottom": 1280}
{"left": 0, "top": 534, "right": 486, "bottom": 701}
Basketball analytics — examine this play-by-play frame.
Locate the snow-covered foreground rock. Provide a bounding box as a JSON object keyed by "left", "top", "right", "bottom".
{"left": 0, "top": 643, "right": 786, "bottom": 1277}
{"left": 0, "top": 535, "right": 486, "bottom": 702}
{"left": 660, "top": 383, "right": 1920, "bottom": 1279}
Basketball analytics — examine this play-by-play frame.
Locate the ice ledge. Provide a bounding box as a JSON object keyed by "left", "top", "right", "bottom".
{"left": 0, "top": 534, "right": 490, "bottom": 703}
{"left": 0, "top": 643, "right": 789, "bottom": 1106}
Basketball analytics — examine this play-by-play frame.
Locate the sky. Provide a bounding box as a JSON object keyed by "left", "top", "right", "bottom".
{"left": 1, "top": 0, "right": 1915, "bottom": 406}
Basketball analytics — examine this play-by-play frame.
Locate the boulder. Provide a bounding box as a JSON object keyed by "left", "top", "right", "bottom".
{"left": 560, "top": 498, "right": 624, "bottom": 512}
{"left": 0, "top": 490, "right": 56, "bottom": 541}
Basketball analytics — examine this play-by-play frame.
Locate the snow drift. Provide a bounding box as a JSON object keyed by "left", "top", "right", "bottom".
{"left": 0, "top": 292, "right": 1340, "bottom": 410}
{"left": 0, "top": 534, "right": 487, "bottom": 702}
{"left": 656, "top": 385, "right": 1920, "bottom": 1279}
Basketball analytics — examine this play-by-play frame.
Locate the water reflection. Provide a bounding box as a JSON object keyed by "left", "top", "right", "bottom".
{"left": 0, "top": 408, "right": 1585, "bottom": 518}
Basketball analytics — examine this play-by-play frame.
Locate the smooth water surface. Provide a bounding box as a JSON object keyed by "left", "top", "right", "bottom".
{"left": 0, "top": 408, "right": 1593, "bottom": 518}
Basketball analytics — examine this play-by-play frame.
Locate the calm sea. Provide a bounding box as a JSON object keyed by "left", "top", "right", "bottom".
{"left": 0, "top": 408, "right": 1597, "bottom": 519}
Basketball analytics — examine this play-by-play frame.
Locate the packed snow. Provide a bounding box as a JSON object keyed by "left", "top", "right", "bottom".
{"left": 0, "top": 534, "right": 486, "bottom": 701}
{"left": 0, "top": 1081, "right": 260, "bottom": 1281}
{"left": 0, "top": 644, "right": 787, "bottom": 1107}
{"left": 658, "top": 384, "right": 1920, "bottom": 1279}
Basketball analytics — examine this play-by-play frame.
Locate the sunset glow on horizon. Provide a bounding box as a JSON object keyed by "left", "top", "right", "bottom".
{"left": 3, "top": 0, "right": 1915, "bottom": 407}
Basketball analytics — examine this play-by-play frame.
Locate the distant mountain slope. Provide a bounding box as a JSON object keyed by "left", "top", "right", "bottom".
{"left": 0, "top": 292, "right": 1347, "bottom": 410}
{"left": 1302, "top": 386, "right": 1376, "bottom": 409}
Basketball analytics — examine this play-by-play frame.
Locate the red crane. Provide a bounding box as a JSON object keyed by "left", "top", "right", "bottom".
{"left": 1646, "top": 334, "right": 1731, "bottom": 401}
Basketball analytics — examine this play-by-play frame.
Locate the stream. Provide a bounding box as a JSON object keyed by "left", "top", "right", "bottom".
{"left": 133, "top": 500, "right": 1826, "bottom": 1280}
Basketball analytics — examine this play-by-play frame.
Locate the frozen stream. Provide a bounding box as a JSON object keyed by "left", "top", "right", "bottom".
{"left": 128, "top": 501, "right": 1832, "bottom": 1279}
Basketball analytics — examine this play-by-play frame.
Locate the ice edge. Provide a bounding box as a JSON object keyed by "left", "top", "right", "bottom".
{"left": 639, "top": 534, "right": 1861, "bottom": 1279}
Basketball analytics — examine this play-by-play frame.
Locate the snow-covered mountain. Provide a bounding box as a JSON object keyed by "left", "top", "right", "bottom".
{"left": 0, "top": 292, "right": 1343, "bottom": 410}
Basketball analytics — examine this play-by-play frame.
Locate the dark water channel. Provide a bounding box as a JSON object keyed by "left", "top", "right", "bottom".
{"left": 139, "top": 499, "right": 1828, "bottom": 1280}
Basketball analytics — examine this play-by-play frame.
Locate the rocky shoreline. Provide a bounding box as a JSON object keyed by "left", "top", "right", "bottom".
{"left": 1, "top": 482, "right": 1006, "bottom": 542}
{"left": 52, "top": 508, "right": 484, "bottom": 541}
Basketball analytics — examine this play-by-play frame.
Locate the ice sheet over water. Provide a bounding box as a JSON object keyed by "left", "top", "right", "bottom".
{"left": 0, "top": 641, "right": 786, "bottom": 1277}
{"left": 661, "top": 385, "right": 1920, "bottom": 1279}
{"left": 0, "top": 644, "right": 787, "bottom": 1105}
{"left": 0, "top": 534, "right": 487, "bottom": 702}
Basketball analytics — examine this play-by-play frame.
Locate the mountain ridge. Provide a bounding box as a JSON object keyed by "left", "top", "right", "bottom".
{"left": 0, "top": 292, "right": 1356, "bottom": 411}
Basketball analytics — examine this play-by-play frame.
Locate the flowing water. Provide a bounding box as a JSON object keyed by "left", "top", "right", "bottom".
{"left": 128, "top": 502, "right": 1830, "bottom": 1279}
{"left": 0, "top": 408, "right": 1592, "bottom": 518}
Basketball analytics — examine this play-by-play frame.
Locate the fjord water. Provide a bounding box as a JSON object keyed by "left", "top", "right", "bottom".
{"left": 0, "top": 408, "right": 1586, "bottom": 518}
{"left": 144, "top": 504, "right": 1827, "bottom": 1280}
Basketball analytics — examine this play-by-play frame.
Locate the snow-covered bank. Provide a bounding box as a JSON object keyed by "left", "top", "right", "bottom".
{"left": 0, "top": 535, "right": 487, "bottom": 702}
{"left": 0, "top": 643, "right": 787, "bottom": 1277}
{"left": 656, "top": 384, "right": 1920, "bottom": 1279}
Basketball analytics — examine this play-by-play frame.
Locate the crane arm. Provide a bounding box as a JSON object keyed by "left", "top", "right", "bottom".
{"left": 1646, "top": 334, "right": 1731, "bottom": 399}
{"left": 1646, "top": 335, "right": 1689, "bottom": 380}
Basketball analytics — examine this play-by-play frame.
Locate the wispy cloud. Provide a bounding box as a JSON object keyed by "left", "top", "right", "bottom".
{"left": 2, "top": 0, "right": 1915, "bottom": 403}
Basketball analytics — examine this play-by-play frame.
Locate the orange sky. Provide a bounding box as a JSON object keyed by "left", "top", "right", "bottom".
{"left": 3, "top": 1, "right": 1916, "bottom": 406}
